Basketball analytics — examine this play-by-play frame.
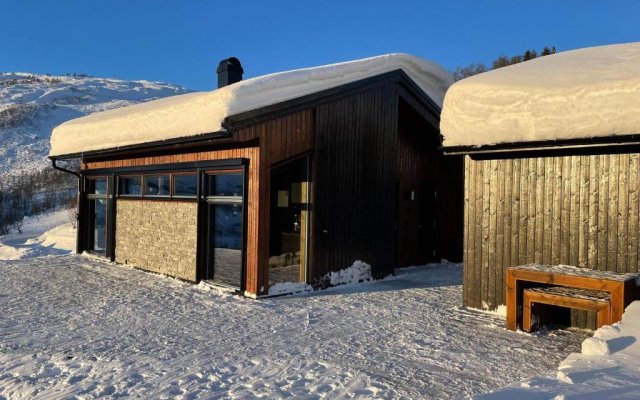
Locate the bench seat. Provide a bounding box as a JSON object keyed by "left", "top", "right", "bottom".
{"left": 523, "top": 286, "right": 611, "bottom": 332}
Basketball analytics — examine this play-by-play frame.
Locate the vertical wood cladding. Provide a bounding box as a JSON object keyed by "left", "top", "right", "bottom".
{"left": 396, "top": 99, "right": 463, "bottom": 267}
{"left": 464, "top": 153, "right": 640, "bottom": 321}
{"left": 313, "top": 83, "right": 399, "bottom": 279}
{"left": 236, "top": 110, "right": 315, "bottom": 294}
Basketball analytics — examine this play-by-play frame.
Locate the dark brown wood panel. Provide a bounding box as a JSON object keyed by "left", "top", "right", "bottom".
{"left": 465, "top": 153, "right": 640, "bottom": 328}
{"left": 313, "top": 83, "right": 399, "bottom": 279}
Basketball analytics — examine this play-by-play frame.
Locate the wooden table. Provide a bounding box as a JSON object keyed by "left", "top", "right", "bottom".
{"left": 506, "top": 265, "right": 639, "bottom": 331}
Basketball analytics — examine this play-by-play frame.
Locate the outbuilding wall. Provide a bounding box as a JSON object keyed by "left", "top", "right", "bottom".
{"left": 464, "top": 152, "right": 640, "bottom": 327}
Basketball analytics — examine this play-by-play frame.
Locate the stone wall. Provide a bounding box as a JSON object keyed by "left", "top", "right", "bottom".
{"left": 115, "top": 200, "right": 197, "bottom": 281}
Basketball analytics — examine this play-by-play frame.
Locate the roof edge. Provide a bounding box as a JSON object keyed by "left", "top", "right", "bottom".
{"left": 442, "top": 133, "right": 640, "bottom": 156}
{"left": 224, "top": 69, "right": 442, "bottom": 130}
{"left": 50, "top": 130, "right": 232, "bottom": 160}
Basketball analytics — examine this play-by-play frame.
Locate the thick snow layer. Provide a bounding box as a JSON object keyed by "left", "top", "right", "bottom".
{"left": 477, "top": 301, "right": 640, "bottom": 399}
{"left": 0, "top": 257, "right": 587, "bottom": 398}
{"left": 441, "top": 42, "right": 640, "bottom": 148}
{"left": 0, "top": 72, "right": 189, "bottom": 178}
{"left": 50, "top": 54, "right": 453, "bottom": 156}
{"left": 0, "top": 208, "right": 76, "bottom": 260}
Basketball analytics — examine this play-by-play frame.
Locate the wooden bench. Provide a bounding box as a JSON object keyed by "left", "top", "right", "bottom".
{"left": 522, "top": 286, "right": 611, "bottom": 332}
{"left": 506, "top": 265, "right": 639, "bottom": 331}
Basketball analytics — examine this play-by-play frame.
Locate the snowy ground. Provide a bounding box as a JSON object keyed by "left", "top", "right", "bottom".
{"left": 0, "top": 209, "right": 76, "bottom": 260}
{"left": 0, "top": 221, "right": 588, "bottom": 399}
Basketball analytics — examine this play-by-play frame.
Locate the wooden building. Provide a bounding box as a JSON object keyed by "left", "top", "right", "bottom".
{"left": 440, "top": 43, "right": 640, "bottom": 327}
{"left": 50, "top": 54, "right": 462, "bottom": 297}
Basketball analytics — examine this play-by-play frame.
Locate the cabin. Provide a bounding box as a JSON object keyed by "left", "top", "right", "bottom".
{"left": 50, "top": 54, "right": 463, "bottom": 297}
{"left": 440, "top": 42, "right": 640, "bottom": 327}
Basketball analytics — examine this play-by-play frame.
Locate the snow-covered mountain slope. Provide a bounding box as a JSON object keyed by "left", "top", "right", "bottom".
{"left": 0, "top": 72, "right": 190, "bottom": 179}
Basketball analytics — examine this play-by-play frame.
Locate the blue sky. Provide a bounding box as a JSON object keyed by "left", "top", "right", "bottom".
{"left": 2, "top": 1, "right": 638, "bottom": 90}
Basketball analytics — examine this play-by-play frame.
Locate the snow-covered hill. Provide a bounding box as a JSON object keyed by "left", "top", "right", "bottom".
{"left": 0, "top": 72, "right": 191, "bottom": 179}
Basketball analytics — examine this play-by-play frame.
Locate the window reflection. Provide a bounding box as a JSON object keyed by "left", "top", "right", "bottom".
{"left": 144, "top": 175, "right": 170, "bottom": 196}
{"left": 173, "top": 174, "right": 197, "bottom": 197}
{"left": 268, "top": 157, "right": 309, "bottom": 289}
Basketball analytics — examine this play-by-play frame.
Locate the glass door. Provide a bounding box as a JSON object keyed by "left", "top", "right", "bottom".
{"left": 268, "top": 156, "right": 310, "bottom": 289}
{"left": 204, "top": 171, "right": 245, "bottom": 289}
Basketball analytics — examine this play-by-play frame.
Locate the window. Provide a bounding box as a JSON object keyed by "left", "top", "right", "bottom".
{"left": 172, "top": 174, "right": 197, "bottom": 197}
{"left": 144, "top": 175, "right": 170, "bottom": 196}
{"left": 119, "top": 176, "right": 141, "bottom": 196}
{"left": 86, "top": 177, "right": 110, "bottom": 255}
{"left": 208, "top": 173, "right": 243, "bottom": 197}
{"left": 88, "top": 178, "right": 108, "bottom": 195}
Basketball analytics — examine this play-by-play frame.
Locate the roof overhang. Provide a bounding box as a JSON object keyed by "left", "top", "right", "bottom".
{"left": 442, "top": 133, "right": 640, "bottom": 157}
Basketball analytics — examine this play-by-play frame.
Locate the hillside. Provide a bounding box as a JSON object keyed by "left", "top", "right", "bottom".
{"left": 0, "top": 72, "right": 191, "bottom": 179}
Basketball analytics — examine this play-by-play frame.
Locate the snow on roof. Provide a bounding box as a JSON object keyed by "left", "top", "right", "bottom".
{"left": 441, "top": 42, "right": 640, "bottom": 148}
{"left": 50, "top": 54, "right": 452, "bottom": 157}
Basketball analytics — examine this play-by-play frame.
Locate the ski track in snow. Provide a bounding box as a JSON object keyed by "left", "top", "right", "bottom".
{"left": 0, "top": 255, "right": 588, "bottom": 399}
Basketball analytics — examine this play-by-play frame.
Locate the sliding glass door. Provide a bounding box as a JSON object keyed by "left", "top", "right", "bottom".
{"left": 204, "top": 171, "right": 245, "bottom": 289}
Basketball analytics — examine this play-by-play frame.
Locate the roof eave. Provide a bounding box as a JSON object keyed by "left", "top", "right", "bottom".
{"left": 442, "top": 133, "right": 640, "bottom": 156}
{"left": 49, "top": 129, "right": 232, "bottom": 161}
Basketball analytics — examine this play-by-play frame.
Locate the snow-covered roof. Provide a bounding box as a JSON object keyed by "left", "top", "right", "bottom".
{"left": 441, "top": 42, "right": 640, "bottom": 149}
{"left": 50, "top": 54, "right": 452, "bottom": 157}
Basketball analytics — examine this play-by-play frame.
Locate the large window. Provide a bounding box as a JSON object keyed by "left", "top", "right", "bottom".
{"left": 205, "top": 171, "right": 245, "bottom": 289}
{"left": 86, "top": 177, "right": 110, "bottom": 255}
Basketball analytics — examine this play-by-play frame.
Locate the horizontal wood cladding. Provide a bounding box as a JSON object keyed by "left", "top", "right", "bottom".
{"left": 464, "top": 153, "right": 640, "bottom": 325}
{"left": 313, "top": 83, "right": 399, "bottom": 279}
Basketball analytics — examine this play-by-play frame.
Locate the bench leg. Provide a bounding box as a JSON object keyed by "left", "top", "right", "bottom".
{"left": 523, "top": 293, "right": 533, "bottom": 332}
{"left": 596, "top": 305, "right": 611, "bottom": 329}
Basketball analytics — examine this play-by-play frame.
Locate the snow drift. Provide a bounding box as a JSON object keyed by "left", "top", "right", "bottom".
{"left": 441, "top": 42, "right": 640, "bottom": 148}
{"left": 477, "top": 301, "right": 640, "bottom": 399}
{"left": 50, "top": 54, "right": 453, "bottom": 157}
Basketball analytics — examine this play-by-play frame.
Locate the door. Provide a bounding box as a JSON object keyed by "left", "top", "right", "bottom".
{"left": 417, "top": 181, "right": 438, "bottom": 263}
{"left": 268, "top": 156, "right": 311, "bottom": 290}
{"left": 203, "top": 170, "right": 245, "bottom": 289}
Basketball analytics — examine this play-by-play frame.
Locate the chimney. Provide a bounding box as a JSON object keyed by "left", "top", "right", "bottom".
{"left": 217, "top": 57, "right": 244, "bottom": 88}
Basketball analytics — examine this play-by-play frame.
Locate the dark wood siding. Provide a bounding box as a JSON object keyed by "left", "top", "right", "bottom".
{"left": 396, "top": 99, "right": 463, "bottom": 267}
{"left": 464, "top": 153, "right": 640, "bottom": 325}
{"left": 313, "top": 83, "right": 399, "bottom": 279}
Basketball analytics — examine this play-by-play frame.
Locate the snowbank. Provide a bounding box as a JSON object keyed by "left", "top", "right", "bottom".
{"left": 50, "top": 54, "right": 452, "bottom": 156}
{"left": 477, "top": 301, "right": 640, "bottom": 399}
{"left": 268, "top": 260, "right": 374, "bottom": 296}
{"left": 0, "top": 209, "right": 76, "bottom": 260}
{"left": 441, "top": 42, "right": 640, "bottom": 148}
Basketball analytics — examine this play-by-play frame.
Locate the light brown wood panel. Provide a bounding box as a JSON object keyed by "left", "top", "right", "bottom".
{"left": 463, "top": 151, "right": 640, "bottom": 328}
